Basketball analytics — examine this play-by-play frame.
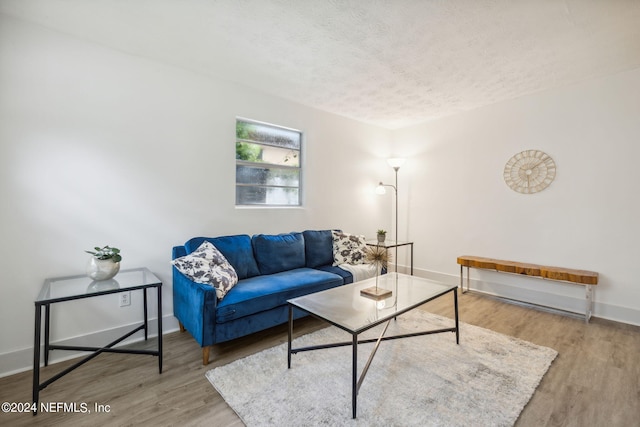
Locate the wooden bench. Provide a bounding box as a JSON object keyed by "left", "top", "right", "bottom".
{"left": 457, "top": 256, "right": 598, "bottom": 322}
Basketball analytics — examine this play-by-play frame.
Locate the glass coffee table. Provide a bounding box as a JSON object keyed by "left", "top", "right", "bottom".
{"left": 287, "top": 272, "right": 459, "bottom": 419}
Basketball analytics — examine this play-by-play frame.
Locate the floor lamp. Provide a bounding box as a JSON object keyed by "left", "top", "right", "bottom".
{"left": 376, "top": 158, "right": 405, "bottom": 274}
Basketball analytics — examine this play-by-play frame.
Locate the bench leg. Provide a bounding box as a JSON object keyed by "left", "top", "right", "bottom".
{"left": 460, "top": 265, "right": 470, "bottom": 294}
{"left": 202, "top": 346, "right": 211, "bottom": 365}
{"left": 585, "top": 285, "right": 594, "bottom": 323}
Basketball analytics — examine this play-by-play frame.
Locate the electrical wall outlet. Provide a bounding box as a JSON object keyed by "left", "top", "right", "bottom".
{"left": 119, "top": 291, "right": 131, "bottom": 307}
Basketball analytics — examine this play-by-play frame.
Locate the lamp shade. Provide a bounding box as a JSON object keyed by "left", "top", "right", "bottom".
{"left": 387, "top": 158, "right": 406, "bottom": 169}
{"left": 375, "top": 183, "right": 387, "bottom": 195}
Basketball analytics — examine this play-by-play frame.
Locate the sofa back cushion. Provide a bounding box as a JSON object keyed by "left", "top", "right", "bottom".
{"left": 185, "top": 235, "right": 260, "bottom": 280}
{"left": 252, "top": 232, "right": 306, "bottom": 275}
{"left": 303, "top": 230, "right": 335, "bottom": 268}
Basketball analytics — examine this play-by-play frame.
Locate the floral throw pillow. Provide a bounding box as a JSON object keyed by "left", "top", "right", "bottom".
{"left": 171, "top": 241, "right": 238, "bottom": 300}
{"left": 332, "top": 231, "right": 367, "bottom": 266}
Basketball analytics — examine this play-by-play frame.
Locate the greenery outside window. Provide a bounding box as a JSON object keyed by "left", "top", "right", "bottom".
{"left": 236, "top": 118, "right": 302, "bottom": 206}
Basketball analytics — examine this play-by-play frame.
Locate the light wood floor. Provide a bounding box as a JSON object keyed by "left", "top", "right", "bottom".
{"left": 1, "top": 291, "right": 639, "bottom": 426}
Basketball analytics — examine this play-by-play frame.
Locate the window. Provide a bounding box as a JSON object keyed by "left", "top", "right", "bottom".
{"left": 236, "top": 118, "right": 302, "bottom": 206}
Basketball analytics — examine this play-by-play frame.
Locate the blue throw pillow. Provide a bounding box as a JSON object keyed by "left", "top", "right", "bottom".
{"left": 303, "top": 230, "right": 335, "bottom": 268}
{"left": 252, "top": 232, "right": 306, "bottom": 275}
{"left": 185, "top": 235, "right": 260, "bottom": 279}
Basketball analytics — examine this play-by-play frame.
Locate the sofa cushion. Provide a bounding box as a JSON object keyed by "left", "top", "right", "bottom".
{"left": 332, "top": 230, "right": 367, "bottom": 265}
{"left": 314, "top": 265, "right": 354, "bottom": 284}
{"left": 171, "top": 241, "right": 238, "bottom": 299}
{"left": 252, "top": 232, "right": 306, "bottom": 275}
{"left": 303, "top": 230, "right": 335, "bottom": 268}
{"left": 215, "top": 268, "right": 343, "bottom": 323}
{"left": 185, "top": 235, "right": 260, "bottom": 280}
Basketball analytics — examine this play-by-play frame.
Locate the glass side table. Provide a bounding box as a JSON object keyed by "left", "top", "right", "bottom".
{"left": 32, "top": 267, "right": 162, "bottom": 414}
{"left": 365, "top": 240, "right": 414, "bottom": 275}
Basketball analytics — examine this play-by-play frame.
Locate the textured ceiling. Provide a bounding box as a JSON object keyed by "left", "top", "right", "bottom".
{"left": 2, "top": 0, "right": 640, "bottom": 129}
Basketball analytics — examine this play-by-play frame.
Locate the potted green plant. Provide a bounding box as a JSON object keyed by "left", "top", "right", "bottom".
{"left": 377, "top": 229, "right": 387, "bottom": 243}
{"left": 85, "top": 245, "right": 122, "bottom": 281}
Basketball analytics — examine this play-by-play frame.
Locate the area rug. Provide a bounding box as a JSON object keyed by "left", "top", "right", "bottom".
{"left": 206, "top": 310, "right": 557, "bottom": 426}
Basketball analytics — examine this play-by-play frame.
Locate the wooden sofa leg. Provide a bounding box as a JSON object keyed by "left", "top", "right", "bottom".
{"left": 179, "top": 322, "right": 186, "bottom": 332}
{"left": 203, "top": 346, "right": 211, "bottom": 365}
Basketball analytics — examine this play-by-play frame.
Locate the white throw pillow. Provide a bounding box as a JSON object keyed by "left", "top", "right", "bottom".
{"left": 172, "top": 241, "right": 238, "bottom": 299}
{"left": 332, "top": 231, "right": 367, "bottom": 266}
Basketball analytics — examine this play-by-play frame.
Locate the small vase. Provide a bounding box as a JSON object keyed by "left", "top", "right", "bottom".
{"left": 86, "top": 257, "right": 120, "bottom": 281}
{"left": 377, "top": 234, "right": 386, "bottom": 243}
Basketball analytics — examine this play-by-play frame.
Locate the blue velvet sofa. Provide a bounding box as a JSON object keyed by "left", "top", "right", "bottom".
{"left": 172, "top": 230, "right": 354, "bottom": 364}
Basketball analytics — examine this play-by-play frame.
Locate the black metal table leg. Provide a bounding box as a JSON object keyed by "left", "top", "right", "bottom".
{"left": 454, "top": 289, "right": 460, "bottom": 345}
{"left": 32, "top": 303, "right": 41, "bottom": 415}
{"left": 410, "top": 243, "right": 414, "bottom": 275}
{"left": 44, "top": 304, "right": 50, "bottom": 366}
{"left": 352, "top": 334, "right": 357, "bottom": 419}
{"left": 287, "top": 305, "right": 293, "bottom": 369}
{"left": 157, "top": 284, "right": 163, "bottom": 374}
{"left": 144, "top": 288, "right": 148, "bottom": 341}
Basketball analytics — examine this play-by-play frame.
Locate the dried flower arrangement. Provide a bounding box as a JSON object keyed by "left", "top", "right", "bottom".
{"left": 361, "top": 245, "right": 393, "bottom": 300}
{"left": 364, "top": 245, "right": 391, "bottom": 272}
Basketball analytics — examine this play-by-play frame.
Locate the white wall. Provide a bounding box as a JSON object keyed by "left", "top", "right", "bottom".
{"left": 0, "top": 15, "right": 392, "bottom": 376}
{"left": 393, "top": 67, "right": 640, "bottom": 325}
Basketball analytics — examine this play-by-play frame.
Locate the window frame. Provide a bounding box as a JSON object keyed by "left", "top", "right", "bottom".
{"left": 235, "top": 117, "right": 303, "bottom": 207}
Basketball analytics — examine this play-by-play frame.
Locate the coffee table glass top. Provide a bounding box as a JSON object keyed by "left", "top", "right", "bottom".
{"left": 36, "top": 267, "right": 161, "bottom": 303}
{"left": 288, "top": 273, "right": 456, "bottom": 334}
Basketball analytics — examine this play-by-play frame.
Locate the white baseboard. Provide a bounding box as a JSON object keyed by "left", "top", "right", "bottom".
{"left": 0, "top": 315, "right": 180, "bottom": 379}
{"left": 401, "top": 265, "right": 640, "bottom": 327}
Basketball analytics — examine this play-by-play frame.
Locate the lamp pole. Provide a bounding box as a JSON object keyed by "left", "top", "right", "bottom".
{"left": 377, "top": 158, "right": 404, "bottom": 275}
{"left": 392, "top": 165, "right": 399, "bottom": 274}
{"left": 377, "top": 180, "right": 398, "bottom": 274}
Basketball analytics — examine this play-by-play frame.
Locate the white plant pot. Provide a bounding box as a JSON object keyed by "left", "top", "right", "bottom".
{"left": 86, "top": 257, "right": 120, "bottom": 281}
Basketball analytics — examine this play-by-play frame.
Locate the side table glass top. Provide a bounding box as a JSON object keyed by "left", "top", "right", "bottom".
{"left": 364, "top": 240, "right": 412, "bottom": 248}
{"left": 36, "top": 267, "right": 161, "bottom": 303}
{"left": 288, "top": 273, "right": 456, "bottom": 334}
